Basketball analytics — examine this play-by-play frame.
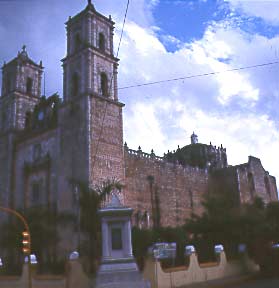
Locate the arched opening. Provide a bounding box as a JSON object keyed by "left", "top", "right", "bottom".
{"left": 100, "top": 73, "right": 108, "bottom": 97}
{"left": 74, "top": 33, "right": 82, "bottom": 52}
{"left": 71, "top": 73, "right": 80, "bottom": 97}
{"left": 99, "top": 33, "right": 105, "bottom": 52}
{"left": 26, "top": 77, "right": 33, "bottom": 94}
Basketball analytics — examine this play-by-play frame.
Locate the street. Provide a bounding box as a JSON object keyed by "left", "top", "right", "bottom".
{"left": 229, "top": 278, "right": 279, "bottom": 288}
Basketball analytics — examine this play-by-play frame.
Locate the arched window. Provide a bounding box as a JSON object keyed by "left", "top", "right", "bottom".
{"left": 26, "top": 77, "right": 33, "bottom": 94}
{"left": 101, "top": 73, "right": 108, "bottom": 97}
{"left": 71, "top": 73, "right": 80, "bottom": 97}
{"left": 99, "top": 33, "right": 105, "bottom": 51}
{"left": 74, "top": 33, "right": 82, "bottom": 52}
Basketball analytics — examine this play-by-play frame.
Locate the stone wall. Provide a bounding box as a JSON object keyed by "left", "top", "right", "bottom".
{"left": 124, "top": 147, "right": 209, "bottom": 227}
{"left": 14, "top": 129, "right": 59, "bottom": 210}
{"left": 58, "top": 97, "right": 91, "bottom": 211}
{"left": 209, "top": 166, "right": 240, "bottom": 204}
{"left": 237, "top": 156, "right": 278, "bottom": 204}
{"left": 124, "top": 147, "right": 278, "bottom": 228}
{"left": 0, "top": 133, "right": 15, "bottom": 209}
{"left": 89, "top": 95, "right": 124, "bottom": 187}
{"left": 210, "top": 156, "right": 278, "bottom": 205}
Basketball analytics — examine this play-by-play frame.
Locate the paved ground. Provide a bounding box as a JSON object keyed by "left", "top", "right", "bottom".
{"left": 228, "top": 278, "right": 279, "bottom": 288}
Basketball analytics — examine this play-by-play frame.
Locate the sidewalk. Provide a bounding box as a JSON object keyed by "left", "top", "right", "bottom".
{"left": 181, "top": 273, "right": 260, "bottom": 288}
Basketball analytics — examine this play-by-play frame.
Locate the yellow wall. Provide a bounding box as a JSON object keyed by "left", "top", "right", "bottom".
{"left": 143, "top": 252, "right": 259, "bottom": 288}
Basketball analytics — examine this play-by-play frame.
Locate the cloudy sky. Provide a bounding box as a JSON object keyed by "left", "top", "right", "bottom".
{"left": 1, "top": 0, "right": 279, "bottom": 183}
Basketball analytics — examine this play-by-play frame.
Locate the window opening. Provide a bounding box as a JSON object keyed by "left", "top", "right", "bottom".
{"left": 99, "top": 33, "right": 105, "bottom": 51}
{"left": 26, "top": 77, "right": 33, "bottom": 94}
{"left": 101, "top": 73, "right": 108, "bottom": 97}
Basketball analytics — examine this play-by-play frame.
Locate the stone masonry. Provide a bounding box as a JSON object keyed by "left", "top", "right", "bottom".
{"left": 0, "top": 1, "right": 278, "bottom": 256}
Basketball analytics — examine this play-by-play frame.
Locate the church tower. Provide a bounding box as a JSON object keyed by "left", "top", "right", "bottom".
{"left": 60, "top": 1, "right": 124, "bottom": 206}
{"left": 0, "top": 46, "right": 43, "bottom": 207}
{"left": 0, "top": 46, "right": 43, "bottom": 132}
{"left": 62, "top": 0, "right": 118, "bottom": 102}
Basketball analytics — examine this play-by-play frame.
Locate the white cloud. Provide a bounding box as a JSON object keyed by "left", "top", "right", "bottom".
{"left": 228, "top": 0, "right": 279, "bottom": 25}
{"left": 117, "top": 3, "right": 279, "bottom": 182}
{"left": 124, "top": 98, "right": 279, "bottom": 181}
{"left": 0, "top": 0, "right": 279, "bottom": 185}
{"left": 123, "top": 102, "right": 165, "bottom": 152}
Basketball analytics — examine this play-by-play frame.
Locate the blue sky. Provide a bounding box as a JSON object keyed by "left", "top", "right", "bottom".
{"left": 1, "top": 0, "right": 279, "bottom": 184}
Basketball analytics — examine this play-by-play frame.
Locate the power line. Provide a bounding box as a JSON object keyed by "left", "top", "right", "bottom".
{"left": 118, "top": 60, "right": 279, "bottom": 90}
{"left": 116, "top": 0, "right": 130, "bottom": 58}
{"left": 91, "top": 0, "right": 130, "bottom": 176}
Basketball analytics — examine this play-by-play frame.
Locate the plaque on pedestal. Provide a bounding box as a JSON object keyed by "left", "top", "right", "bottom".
{"left": 95, "top": 194, "right": 149, "bottom": 288}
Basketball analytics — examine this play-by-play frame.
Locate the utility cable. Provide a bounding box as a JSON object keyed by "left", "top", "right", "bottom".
{"left": 118, "top": 60, "right": 279, "bottom": 90}
{"left": 91, "top": 0, "right": 130, "bottom": 176}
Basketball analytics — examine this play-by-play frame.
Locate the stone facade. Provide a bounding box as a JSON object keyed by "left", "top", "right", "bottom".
{"left": 123, "top": 143, "right": 277, "bottom": 228}
{"left": 0, "top": 2, "right": 277, "bottom": 255}
{"left": 124, "top": 146, "right": 208, "bottom": 227}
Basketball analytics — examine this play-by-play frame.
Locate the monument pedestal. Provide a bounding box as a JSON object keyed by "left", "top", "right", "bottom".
{"left": 96, "top": 258, "right": 148, "bottom": 288}
{"left": 95, "top": 195, "right": 149, "bottom": 288}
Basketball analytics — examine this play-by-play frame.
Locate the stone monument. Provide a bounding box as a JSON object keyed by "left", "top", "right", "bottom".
{"left": 95, "top": 194, "right": 149, "bottom": 288}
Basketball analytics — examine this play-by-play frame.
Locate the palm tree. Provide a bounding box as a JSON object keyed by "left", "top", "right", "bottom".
{"left": 70, "top": 178, "right": 123, "bottom": 274}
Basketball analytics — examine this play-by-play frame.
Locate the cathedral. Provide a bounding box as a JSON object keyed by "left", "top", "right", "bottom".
{"left": 0, "top": 2, "right": 277, "bottom": 254}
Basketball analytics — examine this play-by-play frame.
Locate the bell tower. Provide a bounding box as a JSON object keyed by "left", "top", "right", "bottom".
{"left": 0, "top": 46, "right": 43, "bottom": 208}
{"left": 62, "top": 0, "right": 118, "bottom": 102}
{"left": 0, "top": 46, "right": 43, "bottom": 132}
{"left": 60, "top": 1, "right": 125, "bottom": 200}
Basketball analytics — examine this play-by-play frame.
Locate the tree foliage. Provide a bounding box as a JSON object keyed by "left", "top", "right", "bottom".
{"left": 185, "top": 193, "right": 279, "bottom": 272}
{"left": 71, "top": 178, "right": 123, "bottom": 274}
{"left": 0, "top": 206, "right": 74, "bottom": 274}
{"left": 132, "top": 226, "right": 188, "bottom": 270}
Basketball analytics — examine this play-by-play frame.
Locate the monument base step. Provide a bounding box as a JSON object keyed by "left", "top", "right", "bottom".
{"left": 96, "top": 261, "right": 150, "bottom": 288}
